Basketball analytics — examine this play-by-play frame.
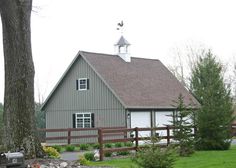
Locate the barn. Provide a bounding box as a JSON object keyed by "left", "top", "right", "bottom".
{"left": 41, "top": 36, "right": 199, "bottom": 144}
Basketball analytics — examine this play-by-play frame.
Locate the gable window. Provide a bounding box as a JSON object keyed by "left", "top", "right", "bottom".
{"left": 76, "top": 78, "right": 89, "bottom": 91}
{"left": 73, "top": 113, "right": 94, "bottom": 128}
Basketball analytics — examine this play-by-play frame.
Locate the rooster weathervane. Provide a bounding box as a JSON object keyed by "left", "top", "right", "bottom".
{"left": 117, "top": 20, "right": 124, "bottom": 34}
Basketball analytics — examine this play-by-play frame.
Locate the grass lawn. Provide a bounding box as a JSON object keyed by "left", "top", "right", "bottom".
{"left": 88, "top": 145, "right": 236, "bottom": 168}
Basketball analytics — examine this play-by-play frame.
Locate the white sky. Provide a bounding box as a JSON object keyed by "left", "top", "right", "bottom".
{"left": 0, "top": 0, "right": 236, "bottom": 103}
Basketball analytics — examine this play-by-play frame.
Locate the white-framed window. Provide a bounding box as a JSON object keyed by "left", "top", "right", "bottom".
{"left": 73, "top": 113, "right": 94, "bottom": 128}
{"left": 76, "top": 78, "right": 89, "bottom": 91}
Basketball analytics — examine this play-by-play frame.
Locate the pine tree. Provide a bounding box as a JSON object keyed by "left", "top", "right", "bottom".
{"left": 172, "top": 94, "right": 195, "bottom": 156}
{"left": 190, "top": 50, "right": 233, "bottom": 150}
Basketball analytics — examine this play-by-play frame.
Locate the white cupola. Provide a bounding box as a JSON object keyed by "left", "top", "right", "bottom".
{"left": 114, "top": 35, "right": 131, "bottom": 62}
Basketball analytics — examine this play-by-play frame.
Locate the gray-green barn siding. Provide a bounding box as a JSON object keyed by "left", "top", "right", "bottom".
{"left": 43, "top": 56, "right": 126, "bottom": 144}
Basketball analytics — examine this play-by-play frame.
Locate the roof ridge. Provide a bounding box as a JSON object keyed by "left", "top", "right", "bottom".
{"left": 80, "top": 50, "right": 160, "bottom": 61}
{"left": 80, "top": 50, "right": 117, "bottom": 57}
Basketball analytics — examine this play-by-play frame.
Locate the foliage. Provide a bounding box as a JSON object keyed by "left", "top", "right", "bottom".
{"left": 117, "top": 151, "right": 130, "bottom": 156}
{"left": 65, "top": 145, "right": 76, "bottom": 151}
{"left": 89, "top": 146, "right": 236, "bottom": 168}
{"left": 124, "top": 142, "right": 133, "bottom": 147}
{"left": 114, "top": 142, "right": 123, "bottom": 148}
{"left": 79, "top": 155, "right": 90, "bottom": 165}
{"left": 52, "top": 145, "right": 62, "bottom": 153}
{"left": 79, "top": 144, "right": 89, "bottom": 150}
{"left": 104, "top": 151, "right": 112, "bottom": 157}
{"left": 35, "top": 103, "right": 46, "bottom": 141}
{"left": 84, "top": 152, "right": 95, "bottom": 161}
{"left": 190, "top": 50, "right": 234, "bottom": 150}
{"left": 132, "top": 136, "right": 176, "bottom": 168}
{"left": 0, "top": 103, "right": 3, "bottom": 142}
{"left": 43, "top": 146, "right": 60, "bottom": 159}
{"left": 172, "top": 94, "right": 195, "bottom": 156}
{"left": 92, "top": 143, "right": 100, "bottom": 149}
{"left": 104, "top": 143, "right": 113, "bottom": 148}
{"left": 35, "top": 103, "right": 45, "bottom": 129}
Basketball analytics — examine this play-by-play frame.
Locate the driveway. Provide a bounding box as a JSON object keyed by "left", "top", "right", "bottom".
{"left": 61, "top": 151, "right": 84, "bottom": 161}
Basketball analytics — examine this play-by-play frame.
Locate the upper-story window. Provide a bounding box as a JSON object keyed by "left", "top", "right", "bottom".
{"left": 76, "top": 78, "right": 89, "bottom": 91}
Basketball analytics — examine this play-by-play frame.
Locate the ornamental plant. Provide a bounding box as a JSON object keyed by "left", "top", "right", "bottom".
{"left": 132, "top": 136, "right": 176, "bottom": 168}
{"left": 43, "top": 146, "right": 60, "bottom": 159}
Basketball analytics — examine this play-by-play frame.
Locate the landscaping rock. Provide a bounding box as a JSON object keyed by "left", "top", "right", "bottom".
{"left": 25, "top": 158, "right": 112, "bottom": 168}
{"left": 59, "top": 162, "right": 68, "bottom": 168}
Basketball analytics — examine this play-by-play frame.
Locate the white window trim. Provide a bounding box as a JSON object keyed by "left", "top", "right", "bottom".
{"left": 75, "top": 112, "right": 92, "bottom": 128}
{"left": 78, "top": 78, "right": 88, "bottom": 91}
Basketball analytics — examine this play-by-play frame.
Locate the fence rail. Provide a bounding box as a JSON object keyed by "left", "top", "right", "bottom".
{"left": 38, "top": 124, "right": 236, "bottom": 161}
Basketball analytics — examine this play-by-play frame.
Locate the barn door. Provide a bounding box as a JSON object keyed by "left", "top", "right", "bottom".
{"left": 131, "top": 112, "right": 151, "bottom": 138}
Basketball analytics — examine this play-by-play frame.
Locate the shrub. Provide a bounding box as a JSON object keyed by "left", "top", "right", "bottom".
{"left": 132, "top": 137, "right": 176, "bottom": 168}
{"left": 104, "top": 152, "right": 112, "bottom": 157}
{"left": 43, "top": 146, "right": 60, "bottom": 159}
{"left": 172, "top": 94, "right": 195, "bottom": 156}
{"left": 52, "top": 145, "right": 62, "bottom": 153}
{"left": 114, "top": 142, "right": 123, "bottom": 148}
{"left": 79, "top": 155, "right": 89, "bottom": 165}
{"left": 79, "top": 144, "right": 89, "bottom": 151}
{"left": 84, "top": 152, "right": 95, "bottom": 161}
{"left": 66, "top": 145, "right": 76, "bottom": 152}
{"left": 124, "top": 142, "right": 133, "bottom": 147}
{"left": 104, "top": 143, "right": 113, "bottom": 148}
{"left": 92, "top": 143, "right": 100, "bottom": 149}
{"left": 117, "top": 151, "right": 130, "bottom": 156}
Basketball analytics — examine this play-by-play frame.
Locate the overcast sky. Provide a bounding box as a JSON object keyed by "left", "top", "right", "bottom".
{"left": 0, "top": 0, "right": 236, "bottom": 103}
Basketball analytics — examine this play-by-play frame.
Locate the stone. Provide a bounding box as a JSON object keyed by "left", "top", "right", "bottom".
{"left": 93, "top": 149, "right": 100, "bottom": 161}
{"left": 59, "top": 162, "right": 68, "bottom": 168}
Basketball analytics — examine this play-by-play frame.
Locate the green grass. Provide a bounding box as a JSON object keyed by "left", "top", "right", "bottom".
{"left": 88, "top": 145, "right": 236, "bottom": 168}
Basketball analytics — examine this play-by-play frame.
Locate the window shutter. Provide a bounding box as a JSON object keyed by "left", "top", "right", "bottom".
{"left": 73, "top": 114, "right": 76, "bottom": 128}
{"left": 91, "top": 113, "right": 95, "bottom": 128}
{"left": 87, "top": 79, "right": 90, "bottom": 90}
{"left": 76, "top": 80, "right": 79, "bottom": 90}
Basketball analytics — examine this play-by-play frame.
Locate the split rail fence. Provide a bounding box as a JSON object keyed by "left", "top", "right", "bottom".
{"left": 38, "top": 124, "right": 236, "bottom": 161}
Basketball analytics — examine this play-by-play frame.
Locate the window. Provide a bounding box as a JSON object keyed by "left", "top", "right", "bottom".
{"left": 73, "top": 113, "right": 94, "bottom": 128}
{"left": 76, "top": 78, "right": 89, "bottom": 91}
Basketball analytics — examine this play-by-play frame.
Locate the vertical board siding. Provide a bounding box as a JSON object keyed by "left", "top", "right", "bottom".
{"left": 44, "top": 56, "right": 126, "bottom": 144}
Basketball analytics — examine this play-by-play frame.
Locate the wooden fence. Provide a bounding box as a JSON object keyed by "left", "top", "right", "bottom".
{"left": 38, "top": 124, "right": 236, "bottom": 161}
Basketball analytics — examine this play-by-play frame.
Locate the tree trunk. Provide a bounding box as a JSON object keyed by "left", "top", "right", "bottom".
{"left": 0, "top": 0, "right": 44, "bottom": 158}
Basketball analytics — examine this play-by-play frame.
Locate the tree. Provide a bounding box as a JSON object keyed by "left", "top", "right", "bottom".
{"left": 0, "top": 103, "right": 3, "bottom": 143}
{"left": 168, "top": 43, "right": 206, "bottom": 88}
{"left": 172, "top": 94, "right": 195, "bottom": 156}
{"left": 190, "top": 50, "right": 233, "bottom": 150}
{"left": 0, "top": 0, "right": 43, "bottom": 158}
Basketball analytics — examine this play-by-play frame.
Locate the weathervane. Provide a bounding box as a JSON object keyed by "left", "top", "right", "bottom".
{"left": 117, "top": 20, "right": 124, "bottom": 34}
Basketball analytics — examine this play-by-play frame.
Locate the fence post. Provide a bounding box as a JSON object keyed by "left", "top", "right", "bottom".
{"left": 166, "top": 125, "right": 170, "bottom": 146}
{"left": 98, "top": 128, "right": 104, "bottom": 161}
{"left": 68, "top": 129, "right": 71, "bottom": 145}
{"left": 135, "top": 127, "right": 139, "bottom": 151}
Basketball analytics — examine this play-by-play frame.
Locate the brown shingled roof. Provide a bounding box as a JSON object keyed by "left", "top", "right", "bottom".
{"left": 81, "top": 51, "right": 200, "bottom": 109}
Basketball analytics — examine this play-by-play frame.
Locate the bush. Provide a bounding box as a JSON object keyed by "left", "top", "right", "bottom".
{"left": 114, "top": 142, "right": 123, "bottom": 148}
{"left": 117, "top": 151, "right": 130, "bottom": 156}
{"left": 65, "top": 145, "right": 76, "bottom": 152}
{"left": 124, "top": 142, "right": 133, "bottom": 147}
{"left": 79, "top": 144, "right": 89, "bottom": 151}
{"left": 92, "top": 143, "right": 100, "bottom": 149}
{"left": 84, "top": 152, "right": 95, "bottom": 161}
{"left": 104, "top": 152, "right": 112, "bottom": 157}
{"left": 43, "top": 146, "right": 60, "bottom": 159}
{"left": 52, "top": 145, "right": 62, "bottom": 153}
{"left": 104, "top": 143, "right": 113, "bottom": 148}
{"left": 79, "top": 156, "right": 89, "bottom": 165}
{"left": 132, "top": 137, "right": 176, "bottom": 168}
